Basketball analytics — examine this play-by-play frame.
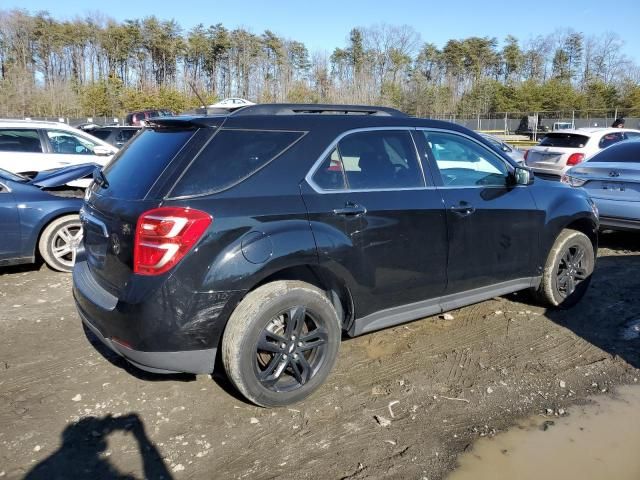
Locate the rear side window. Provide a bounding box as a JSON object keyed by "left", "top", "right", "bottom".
{"left": 312, "top": 130, "right": 423, "bottom": 190}
{"left": 46, "top": 130, "right": 97, "bottom": 154}
{"left": 539, "top": 133, "right": 589, "bottom": 148}
{"left": 170, "top": 129, "right": 304, "bottom": 197}
{"left": 0, "top": 129, "right": 43, "bottom": 153}
{"left": 588, "top": 140, "right": 640, "bottom": 163}
{"left": 598, "top": 132, "right": 625, "bottom": 148}
{"left": 102, "top": 128, "right": 195, "bottom": 199}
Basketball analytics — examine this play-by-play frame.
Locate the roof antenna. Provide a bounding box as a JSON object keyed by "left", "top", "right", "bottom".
{"left": 188, "top": 81, "right": 208, "bottom": 109}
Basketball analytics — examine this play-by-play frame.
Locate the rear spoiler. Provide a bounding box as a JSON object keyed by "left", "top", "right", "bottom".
{"left": 145, "top": 115, "right": 227, "bottom": 129}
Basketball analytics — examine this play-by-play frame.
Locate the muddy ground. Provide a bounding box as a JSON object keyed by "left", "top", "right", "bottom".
{"left": 1, "top": 231, "right": 639, "bottom": 480}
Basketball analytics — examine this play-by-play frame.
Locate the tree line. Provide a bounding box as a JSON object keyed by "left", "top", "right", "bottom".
{"left": 1, "top": 8, "right": 639, "bottom": 119}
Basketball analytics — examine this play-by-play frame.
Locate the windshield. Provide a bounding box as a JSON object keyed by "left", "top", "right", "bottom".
{"left": 0, "top": 168, "right": 28, "bottom": 182}
{"left": 90, "top": 129, "right": 112, "bottom": 141}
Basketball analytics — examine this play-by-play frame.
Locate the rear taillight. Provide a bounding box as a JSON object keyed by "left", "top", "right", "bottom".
{"left": 523, "top": 150, "right": 529, "bottom": 162}
{"left": 134, "top": 207, "right": 212, "bottom": 275}
{"left": 566, "top": 153, "right": 585, "bottom": 166}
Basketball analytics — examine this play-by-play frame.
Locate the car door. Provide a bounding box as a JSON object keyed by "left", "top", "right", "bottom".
{"left": 43, "top": 129, "right": 112, "bottom": 168}
{"left": 417, "top": 129, "right": 541, "bottom": 294}
{"left": 0, "top": 128, "right": 47, "bottom": 175}
{"left": 302, "top": 128, "right": 448, "bottom": 320}
{"left": 0, "top": 180, "right": 21, "bottom": 259}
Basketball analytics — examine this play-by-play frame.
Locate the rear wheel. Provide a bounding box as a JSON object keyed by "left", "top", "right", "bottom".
{"left": 38, "top": 214, "right": 82, "bottom": 272}
{"left": 535, "top": 229, "right": 594, "bottom": 308}
{"left": 222, "top": 280, "right": 341, "bottom": 407}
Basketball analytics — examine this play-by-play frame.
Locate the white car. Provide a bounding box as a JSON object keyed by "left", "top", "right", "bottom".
{"left": 525, "top": 128, "right": 640, "bottom": 178}
{"left": 207, "top": 98, "right": 255, "bottom": 110}
{"left": 0, "top": 120, "right": 118, "bottom": 177}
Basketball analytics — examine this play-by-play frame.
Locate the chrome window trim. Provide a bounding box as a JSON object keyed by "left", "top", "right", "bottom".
{"left": 305, "top": 127, "right": 430, "bottom": 194}
{"left": 0, "top": 181, "right": 11, "bottom": 193}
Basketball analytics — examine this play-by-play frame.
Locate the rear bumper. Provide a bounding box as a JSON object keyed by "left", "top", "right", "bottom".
{"left": 529, "top": 166, "right": 564, "bottom": 178}
{"left": 79, "top": 306, "right": 216, "bottom": 374}
{"left": 72, "top": 259, "right": 239, "bottom": 375}
{"left": 590, "top": 197, "right": 640, "bottom": 231}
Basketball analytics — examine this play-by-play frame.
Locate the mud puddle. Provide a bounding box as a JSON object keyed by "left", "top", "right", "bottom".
{"left": 448, "top": 385, "right": 640, "bottom": 480}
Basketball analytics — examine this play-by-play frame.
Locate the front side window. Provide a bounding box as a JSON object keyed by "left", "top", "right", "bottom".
{"left": 422, "top": 131, "right": 510, "bottom": 187}
{"left": 46, "top": 130, "right": 98, "bottom": 155}
{"left": 0, "top": 129, "right": 43, "bottom": 153}
{"left": 312, "top": 130, "right": 423, "bottom": 191}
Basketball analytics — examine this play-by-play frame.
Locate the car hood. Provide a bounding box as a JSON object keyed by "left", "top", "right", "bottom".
{"left": 29, "top": 163, "right": 99, "bottom": 188}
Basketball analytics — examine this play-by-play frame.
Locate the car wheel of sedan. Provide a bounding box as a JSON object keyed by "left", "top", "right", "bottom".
{"left": 39, "top": 214, "right": 82, "bottom": 272}
{"left": 535, "top": 229, "right": 595, "bottom": 308}
{"left": 222, "top": 280, "right": 341, "bottom": 407}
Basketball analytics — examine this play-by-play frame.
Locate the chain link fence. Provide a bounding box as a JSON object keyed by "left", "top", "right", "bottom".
{"left": 428, "top": 110, "right": 640, "bottom": 134}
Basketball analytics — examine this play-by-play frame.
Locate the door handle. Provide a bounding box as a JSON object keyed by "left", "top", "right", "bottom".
{"left": 333, "top": 202, "right": 367, "bottom": 216}
{"left": 450, "top": 203, "right": 475, "bottom": 217}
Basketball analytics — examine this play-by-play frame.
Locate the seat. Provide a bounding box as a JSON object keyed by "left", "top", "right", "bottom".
{"left": 355, "top": 152, "right": 395, "bottom": 189}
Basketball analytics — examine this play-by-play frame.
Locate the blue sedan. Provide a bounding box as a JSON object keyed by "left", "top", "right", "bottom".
{"left": 0, "top": 164, "right": 98, "bottom": 271}
{"left": 562, "top": 140, "right": 640, "bottom": 231}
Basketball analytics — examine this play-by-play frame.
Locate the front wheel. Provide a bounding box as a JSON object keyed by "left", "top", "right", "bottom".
{"left": 38, "top": 214, "right": 82, "bottom": 272}
{"left": 222, "top": 280, "right": 341, "bottom": 407}
{"left": 534, "top": 229, "right": 595, "bottom": 308}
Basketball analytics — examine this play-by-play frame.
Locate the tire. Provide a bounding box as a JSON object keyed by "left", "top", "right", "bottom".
{"left": 38, "top": 214, "right": 82, "bottom": 272}
{"left": 534, "top": 229, "right": 595, "bottom": 308}
{"left": 222, "top": 280, "right": 341, "bottom": 407}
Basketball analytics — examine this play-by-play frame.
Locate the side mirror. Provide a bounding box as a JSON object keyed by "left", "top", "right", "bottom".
{"left": 514, "top": 166, "right": 534, "bottom": 186}
{"left": 93, "top": 146, "right": 115, "bottom": 156}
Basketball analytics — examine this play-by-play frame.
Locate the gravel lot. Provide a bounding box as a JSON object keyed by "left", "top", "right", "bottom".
{"left": 1, "top": 231, "right": 639, "bottom": 480}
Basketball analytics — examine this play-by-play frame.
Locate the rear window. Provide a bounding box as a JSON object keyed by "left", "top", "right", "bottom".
{"left": 538, "top": 133, "right": 589, "bottom": 148}
{"left": 588, "top": 140, "right": 640, "bottom": 163}
{"left": 102, "top": 128, "right": 195, "bottom": 199}
{"left": 170, "top": 129, "right": 304, "bottom": 197}
{"left": 90, "top": 129, "right": 112, "bottom": 140}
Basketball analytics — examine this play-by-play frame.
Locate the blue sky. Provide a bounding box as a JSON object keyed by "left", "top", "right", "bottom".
{"left": 5, "top": 0, "right": 640, "bottom": 61}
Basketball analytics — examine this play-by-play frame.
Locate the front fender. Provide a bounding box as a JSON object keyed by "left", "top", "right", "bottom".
{"left": 532, "top": 181, "right": 598, "bottom": 267}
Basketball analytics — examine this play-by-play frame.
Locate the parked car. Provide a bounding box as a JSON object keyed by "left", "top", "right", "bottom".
{"left": 562, "top": 139, "right": 640, "bottom": 231}
{"left": 0, "top": 163, "right": 98, "bottom": 272}
{"left": 125, "top": 110, "right": 174, "bottom": 126}
{"left": 479, "top": 133, "right": 525, "bottom": 164}
{"left": 525, "top": 128, "right": 640, "bottom": 179}
{"left": 86, "top": 126, "right": 142, "bottom": 148}
{"left": 207, "top": 98, "right": 256, "bottom": 110}
{"left": 552, "top": 122, "right": 573, "bottom": 131}
{"left": 74, "top": 104, "right": 598, "bottom": 407}
{"left": 0, "top": 120, "right": 117, "bottom": 178}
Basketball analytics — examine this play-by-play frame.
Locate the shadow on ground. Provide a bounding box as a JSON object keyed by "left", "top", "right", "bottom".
{"left": 23, "top": 414, "right": 172, "bottom": 480}
{"left": 521, "top": 231, "right": 640, "bottom": 370}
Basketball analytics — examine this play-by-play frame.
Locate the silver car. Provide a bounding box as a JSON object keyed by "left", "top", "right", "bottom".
{"left": 479, "top": 133, "right": 525, "bottom": 164}
{"left": 562, "top": 140, "right": 640, "bottom": 231}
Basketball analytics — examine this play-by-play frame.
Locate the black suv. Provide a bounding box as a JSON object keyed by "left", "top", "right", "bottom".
{"left": 73, "top": 104, "right": 598, "bottom": 407}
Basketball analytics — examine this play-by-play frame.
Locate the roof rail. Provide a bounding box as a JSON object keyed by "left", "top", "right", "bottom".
{"left": 231, "top": 103, "right": 407, "bottom": 117}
